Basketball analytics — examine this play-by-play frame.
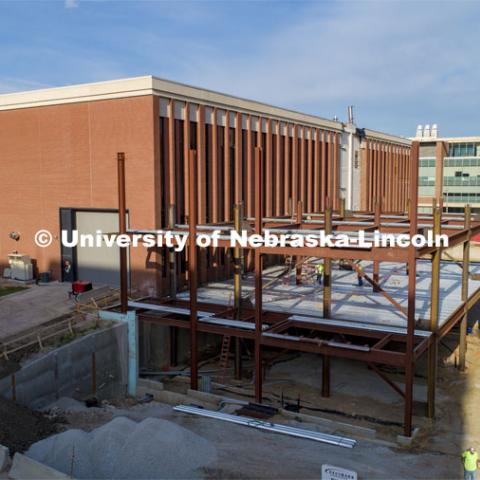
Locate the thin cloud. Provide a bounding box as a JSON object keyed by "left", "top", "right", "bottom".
{"left": 65, "top": 0, "right": 79, "bottom": 9}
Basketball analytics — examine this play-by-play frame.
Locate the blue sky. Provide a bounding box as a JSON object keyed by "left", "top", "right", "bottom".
{"left": 0, "top": 0, "right": 479, "bottom": 137}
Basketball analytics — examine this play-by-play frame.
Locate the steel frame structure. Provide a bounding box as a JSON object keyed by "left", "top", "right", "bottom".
{"left": 116, "top": 141, "right": 480, "bottom": 437}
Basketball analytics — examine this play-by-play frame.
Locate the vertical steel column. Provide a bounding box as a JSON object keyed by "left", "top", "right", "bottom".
{"left": 188, "top": 149, "right": 199, "bottom": 390}
{"left": 404, "top": 141, "right": 419, "bottom": 437}
{"left": 340, "top": 198, "right": 346, "bottom": 218}
{"left": 254, "top": 147, "right": 264, "bottom": 403}
{"left": 295, "top": 200, "right": 303, "bottom": 285}
{"left": 168, "top": 205, "right": 178, "bottom": 366}
{"left": 322, "top": 355, "right": 330, "bottom": 397}
{"left": 117, "top": 152, "right": 128, "bottom": 314}
{"left": 233, "top": 202, "right": 243, "bottom": 380}
{"left": 323, "top": 200, "right": 332, "bottom": 318}
{"left": 459, "top": 205, "right": 472, "bottom": 371}
{"left": 373, "top": 199, "right": 381, "bottom": 290}
{"left": 427, "top": 205, "right": 441, "bottom": 418}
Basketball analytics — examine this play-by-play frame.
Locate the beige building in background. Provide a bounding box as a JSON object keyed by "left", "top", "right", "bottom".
{"left": 414, "top": 125, "right": 480, "bottom": 215}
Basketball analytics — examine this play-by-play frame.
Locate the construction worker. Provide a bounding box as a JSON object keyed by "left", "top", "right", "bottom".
{"left": 462, "top": 447, "right": 479, "bottom": 480}
{"left": 315, "top": 262, "right": 325, "bottom": 285}
{"left": 357, "top": 262, "right": 364, "bottom": 287}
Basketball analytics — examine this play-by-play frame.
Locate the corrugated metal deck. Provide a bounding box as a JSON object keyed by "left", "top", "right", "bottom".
{"left": 178, "top": 260, "right": 480, "bottom": 331}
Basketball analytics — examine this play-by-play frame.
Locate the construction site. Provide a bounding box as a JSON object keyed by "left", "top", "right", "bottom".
{"left": 0, "top": 77, "right": 480, "bottom": 479}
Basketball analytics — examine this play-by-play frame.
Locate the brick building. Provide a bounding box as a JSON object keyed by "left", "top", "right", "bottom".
{"left": 0, "top": 76, "right": 411, "bottom": 292}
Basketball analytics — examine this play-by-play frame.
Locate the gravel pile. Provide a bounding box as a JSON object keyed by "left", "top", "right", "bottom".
{"left": 27, "top": 416, "right": 217, "bottom": 479}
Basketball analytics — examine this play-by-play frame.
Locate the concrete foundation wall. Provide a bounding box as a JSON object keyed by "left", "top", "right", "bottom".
{"left": 140, "top": 321, "right": 220, "bottom": 370}
{"left": 0, "top": 323, "right": 127, "bottom": 409}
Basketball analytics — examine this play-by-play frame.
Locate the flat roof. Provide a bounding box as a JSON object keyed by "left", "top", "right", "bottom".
{"left": 0, "top": 75, "right": 410, "bottom": 144}
{"left": 412, "top": 136, "right": 480, "bottom": 143}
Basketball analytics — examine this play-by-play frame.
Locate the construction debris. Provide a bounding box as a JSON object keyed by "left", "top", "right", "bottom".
{"left": 0, "top": 397, "right": 58, "bottom": 454}
{"left": 173, "top": 405, "right": 357, "bottom": 448}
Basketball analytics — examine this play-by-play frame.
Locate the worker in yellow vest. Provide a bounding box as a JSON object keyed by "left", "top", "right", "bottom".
{"left": 462, "top": 447, "right": 479, "bottom": 480}
{"left": 315, "top": 262, "right": 325, "bottom": 285}
{"left": 357, "top": 263, "right": 364, "bottom": 287}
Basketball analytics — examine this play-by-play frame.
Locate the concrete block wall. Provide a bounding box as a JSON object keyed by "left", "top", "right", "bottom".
{"left": 0, "top": 323, "right": 128, "bottom": 409}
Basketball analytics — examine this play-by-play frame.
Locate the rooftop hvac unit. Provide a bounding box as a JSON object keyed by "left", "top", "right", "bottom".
{"left": 7, "top": 253, "right": 33, "bottom": 281}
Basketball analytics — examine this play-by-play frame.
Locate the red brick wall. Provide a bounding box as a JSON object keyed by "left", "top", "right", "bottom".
{"left": 0, "top": 95, "right": 161, "bottom": 292}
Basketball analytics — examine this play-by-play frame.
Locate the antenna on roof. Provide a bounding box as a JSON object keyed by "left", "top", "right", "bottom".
{"left": 347, "top": 105, "right": 354, "bottom": 124}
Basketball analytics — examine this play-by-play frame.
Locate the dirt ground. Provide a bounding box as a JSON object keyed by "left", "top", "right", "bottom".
{"left": 50, "top": 397, "right": 450, "bottom": 479}
{"left": 3, "top": 323, "right": 479, "bottom": 478}
{"left": 0, "top": 397, "right": 59, "bottom": 454}
{"left": 22, "top": 328, "right": 476, "bottom": 479}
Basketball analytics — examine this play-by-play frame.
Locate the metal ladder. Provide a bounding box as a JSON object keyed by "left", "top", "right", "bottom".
{"left": 219, "top": 335, "right": 231, "bottom": 382}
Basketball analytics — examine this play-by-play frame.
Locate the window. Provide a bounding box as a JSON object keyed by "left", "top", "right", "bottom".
{"left": 448, "top": 142, "right": 479, "bottom": 157}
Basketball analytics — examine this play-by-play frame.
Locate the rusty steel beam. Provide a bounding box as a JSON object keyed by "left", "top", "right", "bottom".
{"left": 427, "top": 205, "right": 441, "bottom": 418}
{"left": 189, "top": 149, "right": 199, "bottom": 390}
{"left": 117, "top": 152, "right": 128, "bottom": 313}
{"left": 347, "top": 260, "right": 407, "bottom": 317}
{"left": 322, "top": 355, "right": 330, "bottom": 397}
{"left": 368, "top": 363, "right": 405, "bottom": 399}
{"left": 404, "top": 140, "right": 419, "bottom": 438}
{"left": 295, "top": 200, "right": 303, "bottom": 285}
{"left": 459, "top": 205, "right": 472, "bottom": 372}
{"left": 254, "top": 146, "right": 264, "bottom": 403}
{"left": 323, "top": 201, "right": 332, "bottom": 318}
{"left": 234, "top": 202, "right": 243, "bottom": 380}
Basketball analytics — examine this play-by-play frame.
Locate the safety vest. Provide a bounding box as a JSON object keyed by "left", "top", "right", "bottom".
{"left": 463, "top": 451, "right": 478, "bottom": 471}
{"left": 315, "top": 264, "right": 324, "bottom": 274}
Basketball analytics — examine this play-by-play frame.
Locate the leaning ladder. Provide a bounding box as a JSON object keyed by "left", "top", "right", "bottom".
{"left": 219, "top": 335, "right": 231, "bottom": 382}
